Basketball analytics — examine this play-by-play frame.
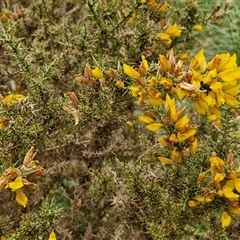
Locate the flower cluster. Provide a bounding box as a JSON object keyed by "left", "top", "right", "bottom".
{"left": 176, "top": 49, "right": 240, "bottom": 128}
{"left": 158, "top": 23, "right": 182, "bottom": 45}
{"left": 188, "top": 151, "right": 240, "bottom": 228}
{"left": 0, "top": 147, "right": 44, "bottom": 207}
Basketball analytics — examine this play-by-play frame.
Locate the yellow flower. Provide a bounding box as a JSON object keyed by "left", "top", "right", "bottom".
{"left": 165, "top": 94, "right": 178, "bottom": 122}
{"left": 4, "top": 94, "right": 26, "bottom": 105}
{"left": 1, "top": 237, "right": 7, "bottom": 240}
{"left": 48, "top": 231, "right": 57, "bottom": 240}
{"left": 129, "top": 86, "right": 141, "bottom": 97}
{"left": 159, "top": 2, "right": 168, "bottom": 12}
{"left": 188, "top": 200, "right": 199, "bottom": 207}
{"left": 115, "top": 80, "right": 125, "bottom": 89}
{"left": 123, "top": 64, "right": 140, "bottom": 78}
{"left": 8, "top": 176, "right": 24, "bottom": 191}
{"left": 171, "top": 149, "right": 181, "bottom": 162}
{"left": 174, "top": 116, "right": 189, "bottom": 131}
{"left": 138, "top": 116, "right": 154, "bottom": 124}
{"left": 193, "top": 24, "right": 203, "bottom": 31}
{"left": 165, "top": 24, "right": 182, "bottom": 37}
{"left": 189, "top": 138, "right": 198, "bottom": 154}
{"left": 141, "top": 55, "right": 149, "bottom": 71}
{"left": 146, "top": 123, "right": 162, "bottom": 131}
{"left": 177, "top": 129, "right": 196, "bottom": 142}
{"left": 179, "top": 52, "right": 189, "bottom": 60}
{"left": 222, "top": 181, "right": 239, "bottom": 201}
{"left": 9, "top": 176, "right": 28, "bottom": 208}
{"left": 15, "top": 188, "right": 28, "bottom": 208}
{"left": 158, "top": 156, "right": 173, "bottom": 165}
{"left": 158, "top": 33, "right": 172, "bottom": 45}
{"left": 221, "top": 211, "right": 231, "bottom": 228}
{"left": 91, "top": 67, "right": 103, "bottom": 78}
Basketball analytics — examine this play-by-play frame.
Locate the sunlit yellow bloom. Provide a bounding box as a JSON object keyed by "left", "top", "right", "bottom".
{"left": 188, "top": 200, "right": 199, "bottom": 207}
{"left": 48, "top": 231, "right": 57, "bottom": 240}
{"left": 159, "top": 54, "right": 171, "bottom": 71}
{"left": 141, "top": 55, "right": 149, "bottom": 71}
{"left": 146, "top": 123, "right": 162, "bottom": 131}
{"left": 171, "top": 149, "right": 181, "bottom": 162}
{"left": 179, "top": 52, "right": 189, "bottom": 60}
{"left": 123, "top": 64, "right": 140, "bottom": 78}
{"left": 209, "top": 156, "right": 225, "bottom": 166}
{"left": 165, "top": 94, "right": 178, "bottom": 122}
{"left": 222, "top": 181, "right": 239, "bottom": 201}
{"left": 195, "top": 194, "right": 205, "bottom": 203}
{"left": 174, "top": 116, "right": 189, "bottom": 131}
{"left": 158, "top": 156, "right": 173, "bottom": 165}
{"left": 190, "top": 49, "right": 206, "bottom": 72}
{"left": 193, "top": 24, "right": 203, "bottom": 31}
{"left": 15, "top": 188, "right": 28, "bottom": 208}
{"left": 178, "top": 129, "right": 196, "bottom": 142}
{"left": 165, "top": 24, "right": 182, "bottom": 37}
{"left": 229, "top": 206, "right": 240, "bottom": 215}
{"left": 9, "top": 176, "right": 24, "bottom": 191}
{"left": 1, "top": 236, "right": 7, "bottom": 240}
{"left": 158, "top": 33, "right": 172, "bottom": 45}
{"left": 222, "top": 211, "right": 231, "bottom": 228}
{"left": 138, "top": 115, "right": 154, "bottom": 124}
{"left": 9, "top": 176, "right": 28, "bottom": 208}
{"left": 4, "top": 94, "right": 26, "bottom": 105}
{"left": 160, "top": 77, "right": 173, "bottom": 89}
{"left": 115, "top": 80, "right": 124, "bottom": 89}
{"left": 189, "top": 138, "right": 198, "bottom": 154}
{"left": 91, "top": 67, "right": 103, "bottom": 78}
{"left": 214, "top": 172, "right": 226, "bottom": 182}
{"left": 129, "top": 86, "right": 141, "bottom": 97}
{"left": 148, "top": 95, "right": 164, "bottom": 106}
{"left": 148, "top": 76, "right": 158, "bottom": 86}
{"left": 159, "top": 2, "right": 168, "bottom": 12}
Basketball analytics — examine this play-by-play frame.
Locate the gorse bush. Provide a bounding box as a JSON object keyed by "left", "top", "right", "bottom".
{"left": 0, "top": 0, "right": 239, "bottom": 239}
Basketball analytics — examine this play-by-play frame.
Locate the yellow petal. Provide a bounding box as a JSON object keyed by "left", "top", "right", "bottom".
{"left": 234, "top": 178, "right": 240, "bottom": 193}
{"left": 158, "top": 33, "right": 172, "bottom": 45}
{"left": 189, "top": 138, "right": 198, "bottom": 154}
{"left": 141, "top": 55, "right": 149, "bottom": 71}
{"left": 193, "top": 24, "right": 203, "bottom": 31}
{"left": 129, "top": 85, "right": 141, "bottom": 97}
{"left": 48, "top": 231, "right": 57, "bottom": 240}
{"left": 165, "top": 23, "right": 182, "bottom": 37}
{"left": 138, "top": 116, "right": 154, "bottom": 124}
{"left": 214, "top": 172, "right": 225, "bottom": 182}
{"left": 222, "top": 211, "right": 231, "bottom": 228}
{"left": 146, "top": 123, "right": 162, "bottom": 131}
{"left": 159, "top": 2, "right": 168, "bottom": 12}
{"left": 91, "top": 67, "right": 103, "bottom": 78}
{"left": 195, "top": 194, "right": 205, "bottom": 203}
{"left": 178, "top": 129, "right": 196, "bottom": 142}
{"left": 171, "top": 149, "right": 181, "bottom": 162}
{"left": 123, "top": 64, "right": 140, "bottom": 78}
{"left": 174, "top": 116, "right": 189, "bottom": 131}
{"left": 115, "top": 80, "right": 125, "bottom": 89}
{"left": 224, "top": 93, "right": 240, "bottom": 106}
{"left": 229, "top": 206, "right": 240, "bottom": 215}
{"left": 15, "top": 188, "right": 28, "bottom": 208}
{"left": 158, "top": 156, "right": 173, "bottom": 165}
{"left": 188, "top": 200, "right": 199, "bottom": 207}
{"left": 4, "top": 94, "right": 26, "bottom": 105}
{"left": 9, "top": 176, "right": 24, "bottom": 191}
{"left": 148, "top": 95, "right": 163, "bottom": 106}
